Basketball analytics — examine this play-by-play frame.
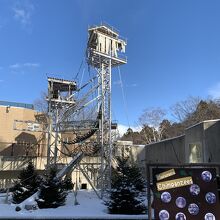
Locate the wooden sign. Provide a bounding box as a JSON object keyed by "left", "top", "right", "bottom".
{"left": 156, "top": 168, "right": 176, "bottom": 181}
{"left": 157, "top": 176, "right": 193, "bottom": 191}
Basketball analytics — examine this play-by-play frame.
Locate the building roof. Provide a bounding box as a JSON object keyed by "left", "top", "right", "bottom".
{"left": 88, "top": 23, "right": 119, "bottom": 37}
{"left": 185, "top": 119, "right": 220, "bottom": 130}
{"left": 0, "top": 100, "right": 34, "bottom": 110}
{"left": 145, "top": 134, "right": 185, "bottom": 147}
{"left": 145, "top": 119, "right": 220, "bottom": 147}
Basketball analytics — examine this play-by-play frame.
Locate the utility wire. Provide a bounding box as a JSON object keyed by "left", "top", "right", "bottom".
{"left": 73, "top": 57, "right": 85, "bottom": 82}
{"left": 117, "top": 66, "right": 130, "bottom": 128}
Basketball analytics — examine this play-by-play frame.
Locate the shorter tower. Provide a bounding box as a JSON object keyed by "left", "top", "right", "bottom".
{"left": 47, "top": 77, "right": 77, "bottom": 166}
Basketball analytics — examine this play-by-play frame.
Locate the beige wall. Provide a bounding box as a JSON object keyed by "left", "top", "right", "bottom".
{"left": 0, "top": 156, "right": 102, "bottom": 190}
{"left": 0, "top": 106, "right": 46, "bottom": 156}
{"left": 0, "top": 106, "right": 37, "bottom": 142}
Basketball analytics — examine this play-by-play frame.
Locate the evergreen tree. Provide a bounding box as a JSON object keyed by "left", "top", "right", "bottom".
{"left": 37, "top": 167, "right": 67, "bottom": 209}
{"left": 12, "top": 162, "right": 40, "bottom": 204}
{"left": 106, "top": 157, "right": 146, "bottom": 214}
{"left": 62, "top": 176, "right": 74, "bottom": 191}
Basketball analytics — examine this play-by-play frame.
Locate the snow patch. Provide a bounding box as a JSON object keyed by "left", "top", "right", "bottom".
{"left": 0, "top": 190, "right": 147, "bottom": 219}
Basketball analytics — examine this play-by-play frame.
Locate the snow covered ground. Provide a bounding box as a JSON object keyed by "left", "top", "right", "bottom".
{"left": 0, "top": 190, "right": 148, "bottom": 219}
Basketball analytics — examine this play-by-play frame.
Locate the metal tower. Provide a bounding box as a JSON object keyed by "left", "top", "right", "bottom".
{"left": 87, "top": 23, "right": 127, "bottom": 192}
{"left": 46, "top": 77, "right": 77, "bottom": 166}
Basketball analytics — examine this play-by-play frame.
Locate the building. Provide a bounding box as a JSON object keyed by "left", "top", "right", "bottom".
{"left": 0, "top": 100, "right": 146, "bottom": 190}
{"left": 0, "top": 100, "right": 47, "bottom": 157}
{"left": 115, "top": 140, "right": 146, "bottom": 176}
{"left": 145, "top": 119, "right": 220, "bottom": 164}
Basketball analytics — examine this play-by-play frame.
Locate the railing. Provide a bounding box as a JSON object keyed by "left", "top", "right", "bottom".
{"left": 89, "top": 48, "right": 127, "bottom": 63}
{"left": 0, "top": 100, "right": 34, "bottom": 109}
{"left": 88, "top": 22, "right": 127, "bottom": 43}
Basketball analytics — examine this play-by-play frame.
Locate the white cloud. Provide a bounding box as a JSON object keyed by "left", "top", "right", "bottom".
{"left": 113, "top": 80, "right": 122, "bottom": 86}
{"left": 126, "top": 83, "right": 138, "bottom": 87}
{"left": 12, "top": 0, "right": 34, "bottom": 28}
{"left": 208, "top": 82, "right": 220, "bottom": 99}
{"left": 23, "top": 62, "right": 40, "bottom": 67}
{"left": 9, "top": 62, "right": 40, "bottom": 75}
{"left": 9, "top": 63, "right": 21, "bottom": 69}
{"left": 117, "top": 124, "right": 141, "bottom": 137}
{"left": 9, "top": 62, "right": 40, "bottom": 69}
{"left": 113, "top": 80, "right": 138, "bottom": 88}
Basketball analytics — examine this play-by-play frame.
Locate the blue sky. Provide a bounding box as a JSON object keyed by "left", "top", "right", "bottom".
{"left": 1, "top": 0, "right": 220, "bottom": 130}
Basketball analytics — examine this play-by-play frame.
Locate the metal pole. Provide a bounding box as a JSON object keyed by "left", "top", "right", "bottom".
{"left": 47, "top": 82, "right": 52, "bottom": 167}
{"left": 54, "top": 107, "right": 59, "bottom": 164}
{"left": 100, "top": 63, "right": 105, "bottom": 198}
{"left": 147, "top": 164, "right": 152, "bottom": 220}
{"left": 108, "top": 58, "right": 112, "bottom": 189}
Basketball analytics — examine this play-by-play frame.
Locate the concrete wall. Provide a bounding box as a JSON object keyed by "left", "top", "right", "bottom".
{"left": 144, "top": 119, "right": 220, "bottom": 166}
{"left": 204, "top": 120, "right": 220, "bottom": 163}
{"left": 145, "top": 135, "right": 185, "bottom": 164}
{"left": 185, "top": 123, "right": 204, "bottom": 163}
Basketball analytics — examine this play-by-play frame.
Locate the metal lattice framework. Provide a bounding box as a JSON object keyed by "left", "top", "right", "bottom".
{"left": 87, "top": 23, "right": 127, "bottom": 193}
{"left": 46, "top": 23, "right": 127, "bottom": 196}
{"left": 13, "top": 23, "right": 127, "bottom": 198}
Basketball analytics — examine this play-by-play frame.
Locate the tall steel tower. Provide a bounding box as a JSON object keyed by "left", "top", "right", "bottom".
{"left": 87, "top": 23, "right": 127, "bottom": 192}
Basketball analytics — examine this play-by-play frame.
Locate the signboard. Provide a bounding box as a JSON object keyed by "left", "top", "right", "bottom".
{"left": 156, "top": 169, "right": 176, "bottom": 181}
{"left": 14, "top": 120, "right": 44, "bottom": 132}
{"left": 157, "top": 176, "right": 193, "bottom": 191}
{"left": 151, "top": 168, "right": 220, "bottom": 220}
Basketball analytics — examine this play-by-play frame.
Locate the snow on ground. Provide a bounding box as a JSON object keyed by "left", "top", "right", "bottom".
{"left": 0, "top": 190, "right": 148, "bottom": 219}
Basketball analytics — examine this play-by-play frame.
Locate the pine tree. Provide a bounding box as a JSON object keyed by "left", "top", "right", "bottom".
{"left": 37, "top": 167, "right": 67, "bottom": 209}
{"left": 12, "top": 162, "right": 40, "bottom": 204}
{"left": 106, "top": 157, "right": 146, "bottom": 214}
{"left": 62, "top": 176, "right": 74, "bottom": 191}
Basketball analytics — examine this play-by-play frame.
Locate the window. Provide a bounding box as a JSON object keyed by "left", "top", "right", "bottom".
{"left": 189, "top": 143, "right": 202, "bottom": 163}
{"left": 81, "top": 183, "right": 87, "bottom": 189}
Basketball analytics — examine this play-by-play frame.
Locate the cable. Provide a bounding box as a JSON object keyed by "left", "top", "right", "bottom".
{"left": 170, "top": 141, "right": 181, "bottom": 164}
{"left": 117, "top": 66, "right": 130, "bottom": 128}
{"left": 73, "top": 58, "right": 85, "bottom": 81}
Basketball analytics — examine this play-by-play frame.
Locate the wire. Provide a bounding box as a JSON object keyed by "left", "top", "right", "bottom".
{"left": 79, "top": 67, "right": 86, "bottom": 88}
{"left": 117, "top": 66, "right": 130, "bottom": 128}
{"left": 170, "top": 141, "right": 181, "bottom": 164}
{"left": 73, "top": 58, "right": 85, "bottom": 81}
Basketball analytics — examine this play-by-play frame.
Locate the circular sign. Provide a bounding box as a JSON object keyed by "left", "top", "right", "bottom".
{"left": 189, "top": 184, "right": 200, "bottom": 196}
{"left": 175, "top": 212, "right": 186, "bottom": 220}
{"left": 159, "top": 210, "right": 170, "bottom": 220}
{"left": 205, "top": 192, "right": 216, "bottom": 204}
{"left": 176, "top": 197, "right": 186, "bottom": 208}
{"left": 201, "top": 171, "right": 212, "bottom": 182}
{"left": 204, "top": 213, "right": 216, "bottom": 220}
{"left": 188, "top": 203, "right": 199, "bottom": 215}
{"left": 161, "top": 192, "right": 172, "bottom": 203}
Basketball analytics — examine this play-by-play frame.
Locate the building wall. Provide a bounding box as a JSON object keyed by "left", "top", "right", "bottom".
{"left": 185, "top": 123, "right": 204, "bottom": 163}
{"left": 145, "top": 136, "right": 185, "bottom": 164}
{"left": 204, "top": 120, "right": 220, "bottom": 163}
{"left": 0, "top": 155, "right": 102, "bottom": 190}
{"left": 0, "top": 105, "right": 46, "bottom": 156}
{"left": 144, "top": 120, "right": 220, "bottom": 166}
